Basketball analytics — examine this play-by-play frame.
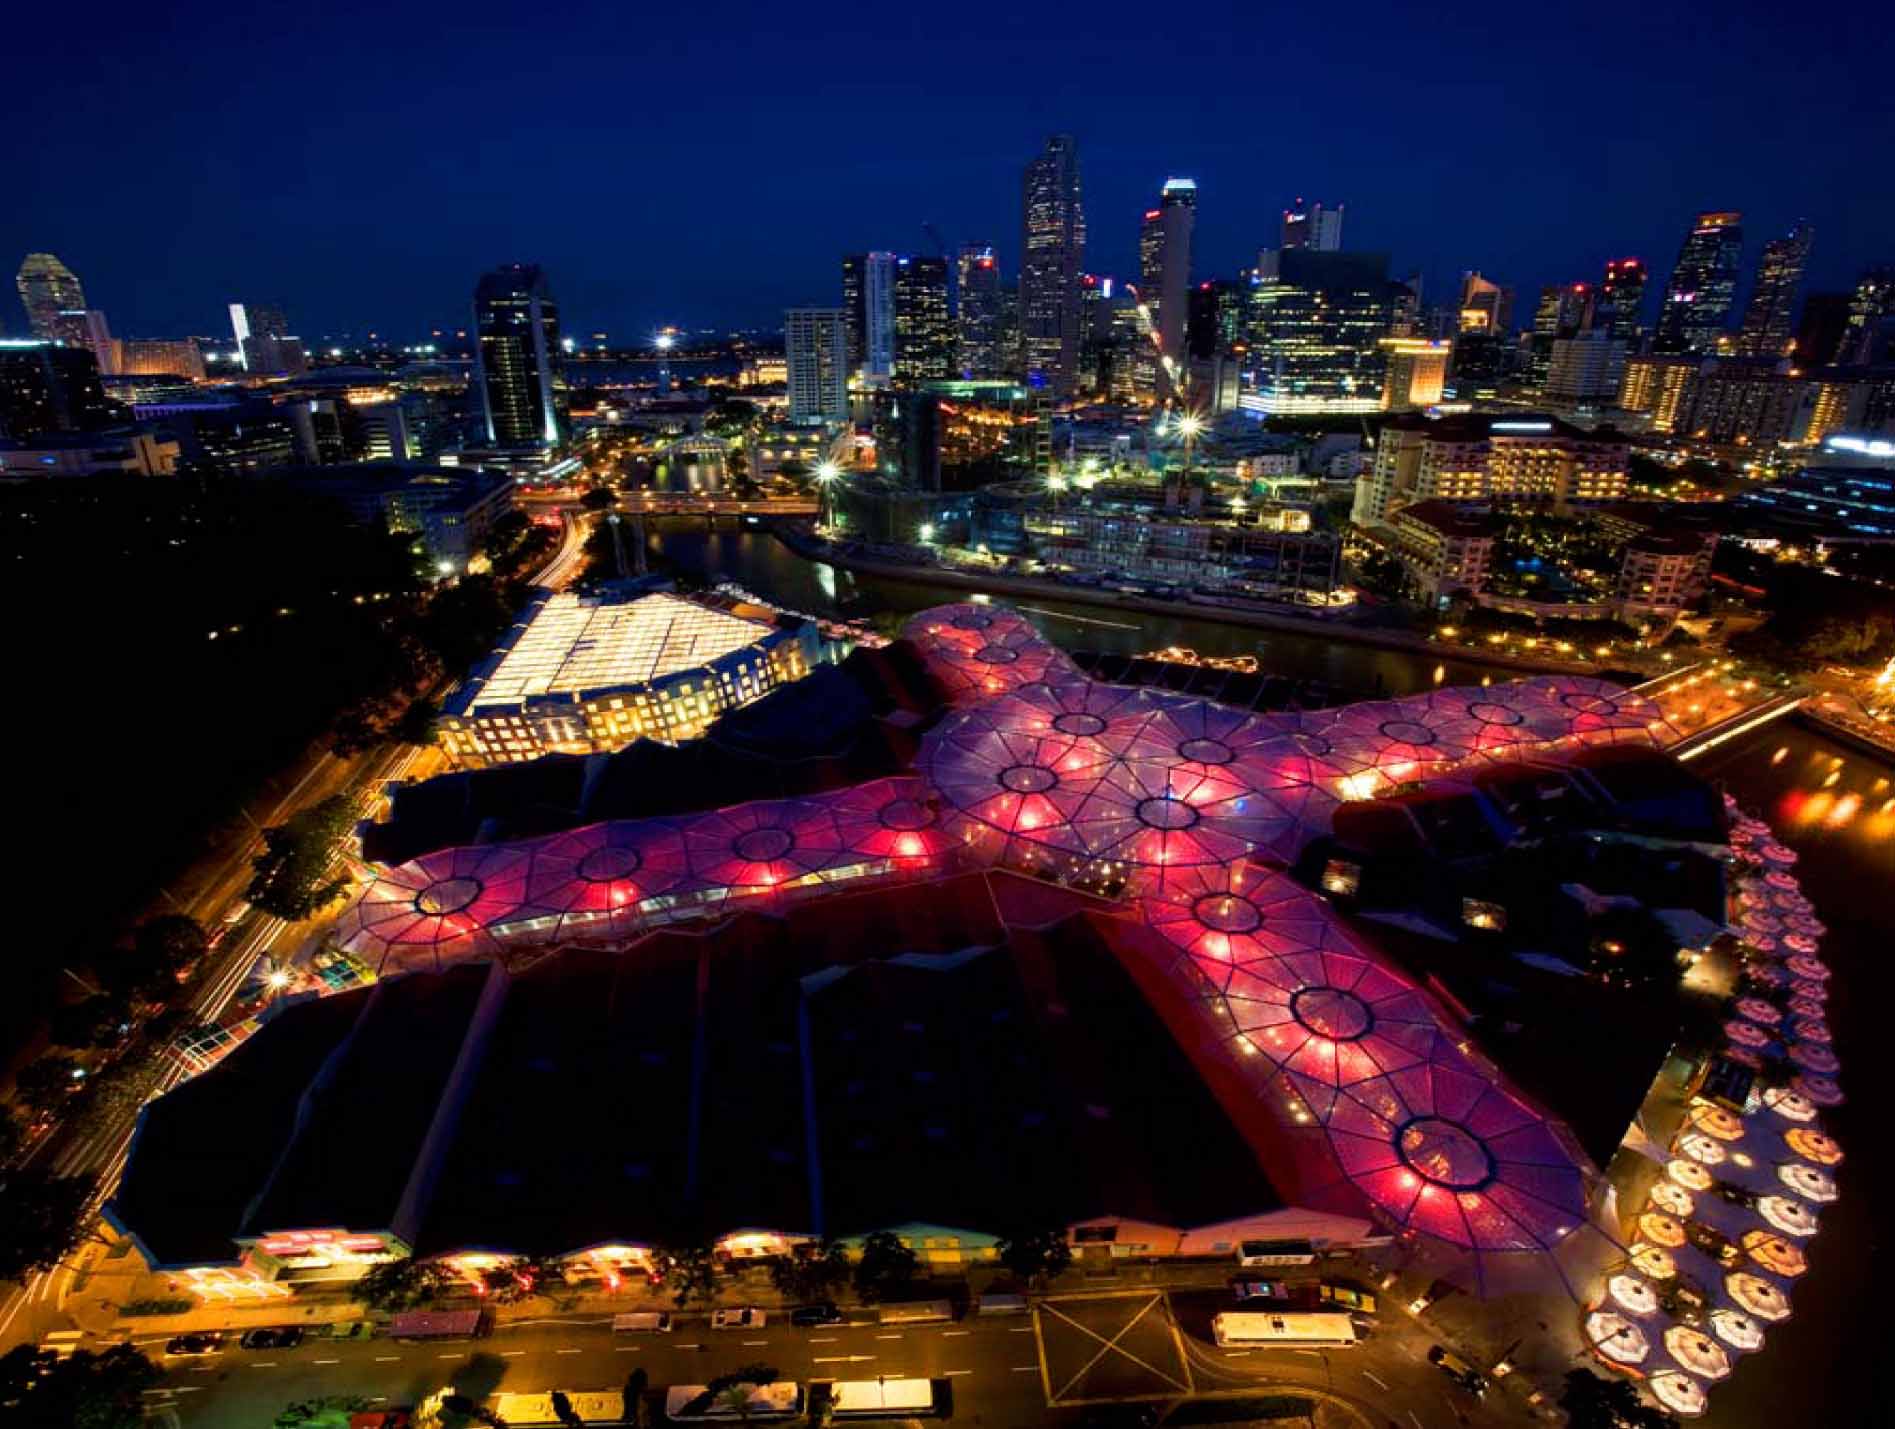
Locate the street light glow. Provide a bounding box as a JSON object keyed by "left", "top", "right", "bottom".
{"left": 1176, "top": 413, "right": 1204, "bottom": 439}
{"left": 814, "top": 461, "right": 841, "bottom": 484}
{"left": 654, "top": 332, "right": 675, "bottom": 351}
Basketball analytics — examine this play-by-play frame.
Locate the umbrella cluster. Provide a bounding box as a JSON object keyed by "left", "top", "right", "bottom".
{"left": 1584, "top": 800, "right": 1845, "bottom": 1418}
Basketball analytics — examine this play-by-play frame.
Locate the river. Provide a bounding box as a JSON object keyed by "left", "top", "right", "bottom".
{"left": 658, "top": 522, "right": 1889, "bottom": 1427}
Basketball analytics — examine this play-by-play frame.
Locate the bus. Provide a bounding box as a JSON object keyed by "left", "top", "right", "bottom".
{"left": 388, "top": 1309, "right": 488, "bottom": 1341}
{"left": 876, "top": 1299, "right": 954, "bottom": 1325}
{"left": 816, "top": 1378, "right": 947, "bottom": 1419}
{"left": 665, "top": 1382, "right": 803, "bottom": 1421}
{"left": 1211, "top": 1312, "right": 1361, "bottom": 1349}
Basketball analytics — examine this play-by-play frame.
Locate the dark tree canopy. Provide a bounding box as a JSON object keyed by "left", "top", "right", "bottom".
{"left": 0, "top": 1342, "right": 158, "bottom": 1428}
{"left": 0, "top": 1168, "right": 96, "bottom": 1282}
{"left": 246, "top": 795, "right": 356, "bottom": 920}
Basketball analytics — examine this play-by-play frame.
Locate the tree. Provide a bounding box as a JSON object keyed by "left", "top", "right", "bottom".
{"left": 478, "top": 1254, "right": 567, "bottom": 1304}
{"left": 275, "top": 1395, "right": 372, "bottom": 1427}
{"left": 995, "top": 1228, "right": 1073, "bottom": 1288}
{"left": 851, "top": 1231, "right": 918, "bottom": 1304}
{"left": 247, "top": 795, "right": 355, "bottom": 921}
{"left": 1560, "top": 1368, "right": 1678, "bottom": 1429}
{"left": 102, "top": 915, "right": 207, "bottom": 998}
{"left": 0, "top": 1342, "right": 158, "bottom": 1428}
{"left": 706, "top": 1364, "right": 779, "bottom": 1425}
{"left": 651, "top": 1243, "right": 719, "bottom": 1309}
{"left": 13, "top": 1055, "right": 84, "bottom": 1113}
{"left": 0, "top": 1169, "right": 96, "bottom": 1282}
{"left": 768, "top": 1241, "right": 849, "bottom": 1303}
{"left": 550, "top": 1389, "right": 585, "bottom": 1427}
{"left": 48, "top": 996, "right": 133, "bottom": 1050}
{"left": 351, "top": 1256, "right": 454, "bottom": 1312}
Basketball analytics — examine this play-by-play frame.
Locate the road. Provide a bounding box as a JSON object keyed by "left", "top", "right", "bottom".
{"left": 138, "top": 1289, "right": 1517, "bottom": 1428}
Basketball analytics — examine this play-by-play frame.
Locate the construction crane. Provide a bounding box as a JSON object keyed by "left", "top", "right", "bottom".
{"left": 1122, "top": 282, "right": 1187, "bottom": 405}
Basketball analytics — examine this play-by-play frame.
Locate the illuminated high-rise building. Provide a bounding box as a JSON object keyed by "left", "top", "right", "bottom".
{"left": 15, "top": 253, "right": 85, "bottom": 341}
{"left": 1737, "top": 221, "right": 1813, "bottom": 357}
{"left": 1137, "top": 179, "right": 1196, "bottom": 390}
{"left": 784, "top": 308, "right": 849, "bottom": 424}
{"left": 1598, "top": 258, "right": 1648, "bottom": 343}
{"left": 1020, "top": 134, "right": 1086, "bottom": 395}
{"left": 1239, "top": 250, "right": 1393, "bottom": 416}
{"left": 1654, "top": 211, "right": 1744, "bottom": 355}
{"left": 841, "top": 252, "right": 896, "bottom": 384}
{"left": 472, "top": 264, "right": 569, "bottom": 448}
{"left": 955, "top": 244, "right": 1001, "bottom": 378}
{"left": 1835, "top": 264, "right": 1895, "bottom": 366}
{"left": 229, "top": 301, "right": 307, "bottom": 377}
{"left": 1457, "top": 272, "right": 1513, "bottom": 335}
{"left": 892, "top": 256, "right": 952, "bottom": 382}
{"left": 1280, "top": 198, "right": 1342, "bottom": 252}
{"left": 1379, "top": 338, "right": 1450, "bottom": 410}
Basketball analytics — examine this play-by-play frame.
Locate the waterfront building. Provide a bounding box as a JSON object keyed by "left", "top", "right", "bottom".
{"left": 955, "top": 244, "right": 1001, "bottom": 378}
{"left": 1020, "top": 134, "right": 1086, "bottom": 394}
{"left": 473, "top": 265, "right": 568, "bottom": 448}
{"left": 436, "top": 588, "right": 822, "bottom": 766}
{"left": 1390, "top": 499, "right": 1498, "bottom": 603}
{"left": 14, "top": 252, "right": 85, "bottom": 339}
{"left": 1353, "top": 413, "right": 1629, "bottom": 525}
{"left": 784, "top": 308, "right": 850, "bottom": 425}
{"left": 1737, "top": 221, "right": 1814, "bottom": 358}
{"left": 1654, "top": 211, "right": 1744, "bottom": 354}
{"left": 1614, "top": 527, "right": 1719, "bottom": 619}
{"left": 1026, "top": 506, "right": 1341, "bottom": 599}
{"left": 0, "top": 337, "right": 118, "bottom": 435}
{"left": 1379, "top": 337, "right": 1450, "bottom": 410}
{"left": 1238, "top": 250, "right": 1394, "bottom": 416}
{"left": 1280, "top": 197, "right": 1342, "bottom": 251}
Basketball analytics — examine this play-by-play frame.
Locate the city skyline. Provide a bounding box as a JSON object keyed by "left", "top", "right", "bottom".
{"left": 6, "top": 3, "right": 1889, "bottom": 341}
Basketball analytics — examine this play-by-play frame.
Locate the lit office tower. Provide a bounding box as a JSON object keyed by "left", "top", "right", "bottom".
{"left": 955, "top": 244, "right": 1001, "bottom": 378}
{"left": 1280, "top": 198, "right": 1343, "bottom": 251}
{"left": 1654, "top": 211, "right": 1744, "bottom": 354}
{"left": 892, "top": 256, "right": 953, "bottom": 382}
{"left": 473, "top": 263, "right": 569, "bottom": 448}
{"left": 1137, "top": 178, "right": 1196, "bottom": 386}
{"left": 841, "top": 252, "right": 896, "bottom": 384}
{"left": 1737, "top": 221, "right": 1814, "bottom": 357}
{"left": 784, "top": 308, "right": 849, "bottom": 424}
{"left": 1835, "top": 264, "right": 1895, "bottom": 366}
{"left": 228, "top": 301, "right": 306, "bottom": 376}
{"left": 1020, "top": 134, "right": 1086, "bottom": 394}
{"left": 1241, "top": 250, "right": 1394, "bottom": 415}
{"left": 1598, "top": 258, "right": 1648, "bottom": 343}
{"left": 1457, "top": 272, "right": 1512, "bottom": 334}
{"left": 15, "top": 253, "right": 85, "bottom": 340}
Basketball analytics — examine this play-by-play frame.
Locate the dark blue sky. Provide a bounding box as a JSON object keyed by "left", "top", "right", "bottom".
{"left": 10, "top": 1, "right": 1890, "bottom": 342}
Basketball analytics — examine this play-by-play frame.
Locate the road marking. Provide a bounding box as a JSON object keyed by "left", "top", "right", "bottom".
{"left": 614, "top": 1347, "right": 641, "bottom": 1353}
{"left": 676, "top": 1343, "right": 701, "bottom": 1349}
{"left": 249, "top": 1362, "right": 278, "bottom": 1368}
{"left": 557, "top": 1348, "right": 582, "bottom": 1355}
{"left": 1292, "top": 1349, "right": 1320, "bottom": 1358}
{"left": 943, "top": 1369, "right": 973, "bottom": 1376}
{"left": 809, "top": 1337, "right": 838, "bottom": 1343}
{"left": 941, "top": 1329, "right": 969, "bottom": 1337}
{"left": 1009, "top": 1325, "right": 1035, "bottom": 1333}
{"left": 1224, "top": 1351, "right": 1252, "bottom": 1358}
{"left": 875, "top": 1333, "right": 903, "bottom": 1340}
{"left": 1363, "top": 1370, "right": 1389, "bottom": 1390}
{"left": 1408, "top": 1414, "right": 1425, "bottom": 1429}
{"left": 501, "top": 1351, "right": 526, "bottom": 1357}
{"left": 437, "top": 1352, "right": 462, "bottom": 1360}
{"left": 314, "top": 1357, "right": 339, "bottom": 1364}
{"left": 742, "top": 1339, "right": 769, "bottom": 1346}
{"left": 1011, "top": 1365, "right": 1039, "bottom": 1373}
{"left": 373, "top": 1355, "right": 400, "bottom": 1362}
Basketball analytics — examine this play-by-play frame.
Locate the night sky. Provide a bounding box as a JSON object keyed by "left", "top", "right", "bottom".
{"left": 10, "top": 1, "right": 1890, "bottom": 342}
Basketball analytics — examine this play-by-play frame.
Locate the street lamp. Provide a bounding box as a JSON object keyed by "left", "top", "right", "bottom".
{"left": 813, "top": 460, "right": 841, "bottom": 530}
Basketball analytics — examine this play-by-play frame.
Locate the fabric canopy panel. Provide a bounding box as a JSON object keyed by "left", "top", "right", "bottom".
{"left": 1141, "top": 864, "right": 1590, "bottom": 1253}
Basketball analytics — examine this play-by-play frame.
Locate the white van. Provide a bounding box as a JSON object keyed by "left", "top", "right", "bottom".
{"left": 612, "top": 1311, "right": 673, "bottom": 1333}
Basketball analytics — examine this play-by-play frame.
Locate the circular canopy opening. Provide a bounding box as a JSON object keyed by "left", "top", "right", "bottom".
{"left": 1377, "top": 719, "right": 1437, "bottom": 746}
{"left": 878, "top": 798, "right": 935, "bottom": 831}
{"left": 974, "top": 643, "right": 1021, "bottom": 666}
{"left": 1468, "top": 701, "right": 1524, "bottom": 726}
{"left": 999, "top": 763, "right": 1059, "bottom": 795}
{"left": 1136, "top": 795, "right": 1201, "bottom": 830}
{"left": 732, "top": 827, "right": 795, "bottom": 862}
{"left": 1178, "top": 736, "right": 1236, "bottom": 765}
{"left": 1397, "top": 1116, "right": 1496, "bottom": 1190}
{"left": 1052, "top": 711, "right": 1108, "bottom": 736}
{"left": 1291, "top": 986, "right": 1374, "bottom": 1040}
{"left": 576, "top": 846, "right": 643, "bottom": 883}
{"left": 414, "top": 876, "right": 482, "bottom": 917}
{"left": 1192, "top": 893, "right": 1264, "bottom": 934}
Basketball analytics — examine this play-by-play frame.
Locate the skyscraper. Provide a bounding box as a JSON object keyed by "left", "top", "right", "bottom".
{"left": 229, "top": 301, "right": 306, "bottom": 376}
{"left": 1457, "top": 273, "right": 1513, "bottom": 335}
{"left": 1280, "top": 198, "right": 1343, "bottom": 252}
{"left": 1020, "top": 134, "right": 1085, "bottom": 395}
{"left": 955, "top": 244, "right": 1001, "bottom": 378}
{"left": 841, "top": 253, "right": 896, "bottom": 384}
{"left": 1138, "top": 178, "right": 1196, "bottom": 389}
{"left": 15, "top": 253, "right": 85, "bottom": 341}
{"left": 0, "top": 339, "right": 118, "bottom": 436}
{"left": 1654, "top": 211, "right": 1744, "bottom": 355}
{"left": 1835, "top": 264, "right": 1895, "bottom": 366}
{"left": 892, "top": 256, "right": 953, "bottom": 382}
{"left": 473, "top": 264, "right": 569, "bottom": 448}
{"left": 784, "top": 308, "right": 849, "bottom": 424}
{"left": 1737, "top": 221, "right": 1814, "bottom": 358}
{"left": 1240, "top": 250, "right": 1394, "bottom": 415}
{"left": 1598, "top": 258, "right": 1648, "bottom": 343}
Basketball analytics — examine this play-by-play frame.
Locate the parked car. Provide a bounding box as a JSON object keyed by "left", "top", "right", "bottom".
{"left": 789, "top": 1303, "right": 842, "bottom": 1328}
{"left": 1427, "top": 1345, "right": 1489, "bottom": 1397}
{"left": 163, "top": 1333, "right": 224, "bottom": 1357}
{"left": 239, "top": 1327, "right": 305, "bottom": 1351}
{"left": 1231, "top": 1279, "right": 1287, "bottom": 1302}
{"left": 710, "top": 1307, "right": 764, "bottom": 1331}
{"left": 324, "top": 1321, "right": 376, "bottom": 1340}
